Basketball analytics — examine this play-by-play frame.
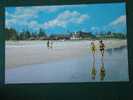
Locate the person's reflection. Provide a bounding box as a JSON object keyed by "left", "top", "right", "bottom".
{"left": 91, "top": 56, "right": 96, "bottom": 80}
{"left": 99, "top": 56, "right": 106, "bottom": 80}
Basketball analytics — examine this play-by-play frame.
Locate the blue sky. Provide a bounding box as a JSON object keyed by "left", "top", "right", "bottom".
{"left": 5, "top": 3, "right": 127, "bottom": 35}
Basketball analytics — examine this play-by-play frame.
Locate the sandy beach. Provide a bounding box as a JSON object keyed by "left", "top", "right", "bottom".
{"left": 5, "top": 39, "right": 129, "bottom": 83}
{"left": 5, "top": 39, "right": 127, "bottom": 69}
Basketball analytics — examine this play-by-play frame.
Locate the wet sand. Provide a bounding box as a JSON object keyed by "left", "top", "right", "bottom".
{"left": 5, "top": 46, "right": 128, "bottom": 83}
{"left": 5, "top": 39, "right": 127, "bottom": 69}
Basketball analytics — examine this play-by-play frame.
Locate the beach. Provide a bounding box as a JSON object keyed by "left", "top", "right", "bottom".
{"left": 5, "top": 39, "right": 129, "bottom": 83}
{"left": 5, "top": 39, "right": 127, "bottom": 69}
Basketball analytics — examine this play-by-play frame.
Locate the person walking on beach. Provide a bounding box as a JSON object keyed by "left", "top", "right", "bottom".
{"left": 99, "top": 40, "right": 105, "bottom": 56}
{"left": 47, "top": 40, "right": 49, "bottom": 48}
{"left": 91, "top": 41, "right": 96, "bottom": 57}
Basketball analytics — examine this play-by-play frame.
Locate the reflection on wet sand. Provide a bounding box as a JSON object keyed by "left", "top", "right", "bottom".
{"left": 5, "top": 46, "right": 128, "bottom": 83}
{"left": 90, "top": 56, "right": 106, "bottom": 81}
{"left": 91, "top": 56, "right": 96, "bottom": 80}
{"left": 99, "top": 56, "right": 106, "bottom": 80}
{"left": 106, "top": 46, "right": 127, "bottom": 55}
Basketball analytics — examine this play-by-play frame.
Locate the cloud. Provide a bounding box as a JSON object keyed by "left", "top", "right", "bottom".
{"left": 91, "top": 26, "right": 99, "bottom": 31}
{"left": 14, "top": 6, "right": 59, "bottom": 15}
{"left": 5, "top": 6, "right": 62, "bottom": 31}
{"left": 28, "top": 21, "right": 44, "bottom": 31}
{"left": 107, "top": 15, "right": 127, "bottom": 33}
{"left": 92, "top": 15, "right": 127, "bottom": 33}
{"left": 44, "top": 10, "right": 90, "bottom": 29}
{"left": 5, "top": 7, "right": 37, "bottom": 29}
{"left": 109, "top": 15, "right": 126, "bottom": 27}
{"left": 6, "top": 6, "right": 62, "bottom": 20}
{"left": 6, "top": 6, "right": 90, "bottom": 32}
{"left": 90, "top": 26, "right": 102, "bottom": 33}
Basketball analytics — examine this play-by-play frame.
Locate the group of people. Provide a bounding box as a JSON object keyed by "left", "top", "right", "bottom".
{"left": 46, "top": 40, "right": 105, "bottom": 56}
{"left": 91, "top": 40, "right": 105, "bottom": 57}
{"left": 91, "top": 40, "right": 106, "bottom": 80}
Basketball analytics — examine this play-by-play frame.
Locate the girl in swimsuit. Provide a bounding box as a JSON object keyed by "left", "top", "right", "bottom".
{"left": 91, "top": 42, "right": 96, "bottom": 57}
{"left": 99, "top": 40, "right": 105, "bottom": 56}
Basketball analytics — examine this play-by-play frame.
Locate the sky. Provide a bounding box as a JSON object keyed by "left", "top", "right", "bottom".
{"left": 5, "top": 3, "right": 127, "bottom": 35}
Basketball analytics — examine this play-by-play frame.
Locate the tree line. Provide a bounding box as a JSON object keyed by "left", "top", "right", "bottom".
{"left": 5, "top": 28, "right": 47, "bottom": 40}
{"left": 96, "top": 31, "right": 127, "bottom": 39}
{"left": 5, "top": 28, "right": 126, "bottom": 40}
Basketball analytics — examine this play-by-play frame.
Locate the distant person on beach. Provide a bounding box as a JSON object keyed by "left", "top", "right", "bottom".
{"left": 91, "top": 41, "right": 96, "bottom": 57}
{"left": 47, "top": 40, "right": 50, "bottom": 48}
{"left": 99, "top": 40, "right": 105, "bottom": 56}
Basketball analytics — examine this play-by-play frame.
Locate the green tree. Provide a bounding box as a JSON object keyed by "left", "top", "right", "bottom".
{"left": 38, "top": 28, "right": 47, "bottom": 37}
{"left": 25, "top": 30, "right": 31, "bottom": 39}
{"left": 5, "top": 28, "right": 18, "bottom": 40}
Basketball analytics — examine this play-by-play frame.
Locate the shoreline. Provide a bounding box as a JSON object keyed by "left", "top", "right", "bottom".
{"left": 6, "top": 39, "right": 127, "bottom": 69}
{"left": 6, "top": 39, "right": 127, "bottom": 49}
